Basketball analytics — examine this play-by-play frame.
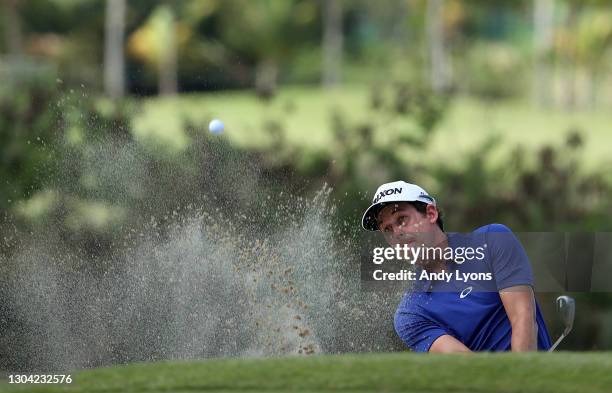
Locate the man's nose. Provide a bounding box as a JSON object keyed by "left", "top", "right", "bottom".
{"left": 392, "top": 224, "right": 404, "bottom": 235}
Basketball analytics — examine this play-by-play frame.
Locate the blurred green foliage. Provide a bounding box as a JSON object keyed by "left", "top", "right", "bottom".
{"left": 0, "top": 0, "right": 608, "bottom": 98}
{"left": 0, "top": 59, "right": 60, "bottom": 212}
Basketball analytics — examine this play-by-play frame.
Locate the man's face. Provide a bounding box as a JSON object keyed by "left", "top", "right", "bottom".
{"left": 376, "top": 202, "right": 439, "bottom": 247}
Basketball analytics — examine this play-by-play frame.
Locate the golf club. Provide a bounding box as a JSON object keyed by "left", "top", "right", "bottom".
{"left": 548, "top": 295, "right": 575, "bottom": 352}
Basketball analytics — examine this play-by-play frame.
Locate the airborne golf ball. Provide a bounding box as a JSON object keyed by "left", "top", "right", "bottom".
{"left": 208, "top": 119, "right": 224, "bottom": 134}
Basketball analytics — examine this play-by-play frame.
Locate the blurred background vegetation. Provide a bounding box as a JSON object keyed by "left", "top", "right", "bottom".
{"left": 2, "top": 0, "right": 612, "bottom": 364}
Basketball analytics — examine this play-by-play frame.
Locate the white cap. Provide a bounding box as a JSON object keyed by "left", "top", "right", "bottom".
{"left": 361, "top": 181, "right": 436, "bottom": 231}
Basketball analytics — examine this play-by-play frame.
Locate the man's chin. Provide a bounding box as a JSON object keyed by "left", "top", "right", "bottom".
{"left": 385, "top": 236, "right": 422, "bottom": 247}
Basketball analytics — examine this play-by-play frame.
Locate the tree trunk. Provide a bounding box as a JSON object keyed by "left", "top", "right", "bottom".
{"left": 561, "top": 3, "right": 579, "bottom": 110}
{"left": 581, "top": 68, "right": 597, "bottom": 110}
{"left": 255, "top": 59, "right": 278, "bottom": 99}
{"left": 533, "top": 0, "right": 554, "bottom": 107}
{"left": 322, "top": 0, "right": 343, "bottom": 87}
{"left": 426, "top": 0, "right": 450, "bottom": 92}
{"left": 2, "top": 0, "right": 23, "bottom": 57}
{"left": 159, "top": 7, "right": 178, "bottom": 96}
{"left": 104, "top": 0, "right": 126, "bottom": 100}
{"left": 392, "top": 0, "right": 409, "bottom": 51}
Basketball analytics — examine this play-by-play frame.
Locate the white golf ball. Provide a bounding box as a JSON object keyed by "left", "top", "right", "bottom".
{"left": 208, "top": 119, "right": 224, "bottom": 134}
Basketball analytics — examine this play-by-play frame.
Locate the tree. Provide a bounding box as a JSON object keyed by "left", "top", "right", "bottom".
{"left": 533, "top": 0, "right": 555, "bottom": 107}
{"left": 322, "top": 0, "right": 343, "bottom": 87}
{"left": 552, "top": 1, "right": 612, "bottom": 109}
{"left": 157, "top": 5, "right": 178, "bottom": 95}
{"left": 104, "top": 0, "right": 127, "bottom": 99}
{"left": 2, "top": 0, "right": 23, "bottom": 57}
{"left": 558, "top": 1, "right": 580, "bottom": 109}
{"left": 426, "top": 0, "right": 451, "bottom": 92}
{"left": 128, "top": 4, "right": 179, "bottom": 96}
{"left": 216, "top": 0, "right": 316, "bottom": 98}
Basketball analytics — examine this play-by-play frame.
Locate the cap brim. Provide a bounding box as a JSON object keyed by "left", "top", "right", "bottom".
{"left": 361, "top": 202, "right": 389, "bottom": 231}
{"left": 361, "top": 198, "right": 436, "bottom": 231}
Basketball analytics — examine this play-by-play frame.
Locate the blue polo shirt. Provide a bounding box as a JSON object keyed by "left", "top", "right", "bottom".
{"left": 394, "top": 223, "right": 552, "bottom": 352}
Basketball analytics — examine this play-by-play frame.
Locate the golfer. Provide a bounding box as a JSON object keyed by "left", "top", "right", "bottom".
{"left": 362, "top": 181, "right": 552, "bottom": 352}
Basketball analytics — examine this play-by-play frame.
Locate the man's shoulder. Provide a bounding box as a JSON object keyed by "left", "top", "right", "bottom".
{"left": 473, "top": 223, "right": 512, "bottom": 234}
{"left": 449, "top": 223, "right": 514, "bottom": 246}
{"left": 471, "top": 223, "right": 521, "bottom": 255}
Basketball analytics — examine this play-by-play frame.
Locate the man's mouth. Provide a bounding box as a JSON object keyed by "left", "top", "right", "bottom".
{"left": 392, "top": 235, "right": 416, "bottom": 245}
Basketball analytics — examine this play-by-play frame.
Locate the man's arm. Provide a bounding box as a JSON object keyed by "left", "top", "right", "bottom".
{"left": 430, "top": 334, "right": 472, "bottom": 353}
{"left": 500, "top": 285, "right": 538, "bottom": 351}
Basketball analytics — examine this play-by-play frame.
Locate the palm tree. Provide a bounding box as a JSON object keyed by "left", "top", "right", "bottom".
{"left": 127, "top": 4, "right": 179, "bottom": 96}
{"left": 157, "top": 5, "right": 178, "bottom": 96}
{"left": 322, "top": 0, "right": 343, "bottom": 87}
{"left": 533, "top": 0, "right": 554, "bottom": 107}
{"left": 2, "top": 0, "right": 23, "bottom": 57}
{"left": 104, "top": 0, "right": 127, "bottom": 99}
{"left": 427, "top": 0, "right": 450, "bottom": 92}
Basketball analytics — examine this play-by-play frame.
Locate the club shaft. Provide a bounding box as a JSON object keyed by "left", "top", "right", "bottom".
{"left": 548, "top": 333, "right": 566, "bottom": 352}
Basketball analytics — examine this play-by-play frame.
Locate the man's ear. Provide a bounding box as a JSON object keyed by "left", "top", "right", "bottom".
{"left": 426, "top": 204, "right": 439, "bottom": 224}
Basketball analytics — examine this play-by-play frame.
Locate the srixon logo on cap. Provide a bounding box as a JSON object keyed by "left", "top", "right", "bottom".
{"left": 373, "top": 187, "right": 402, "bottom": 203}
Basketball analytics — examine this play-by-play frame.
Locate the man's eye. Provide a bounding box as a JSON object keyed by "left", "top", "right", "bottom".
{"left": 398, "top": 216, "right": 408, "bottom": 226}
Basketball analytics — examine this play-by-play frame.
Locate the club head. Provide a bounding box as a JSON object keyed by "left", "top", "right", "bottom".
{"left": 556, "top": 295, "right": 575, "bottom": 335}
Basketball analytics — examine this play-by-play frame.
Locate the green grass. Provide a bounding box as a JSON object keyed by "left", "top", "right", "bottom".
{"left": 1, "top": 352, "right": 612, "bottom": 393}
{"left": 129, "top": 86, "right": 612, "bottom": 170}
{"left": 429, "top": 96, "right": 612, "bottom": 170}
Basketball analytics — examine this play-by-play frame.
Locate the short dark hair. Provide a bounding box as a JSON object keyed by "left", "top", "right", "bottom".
{"left": 409, "top": 201, "right": 444, "bottom": 232}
